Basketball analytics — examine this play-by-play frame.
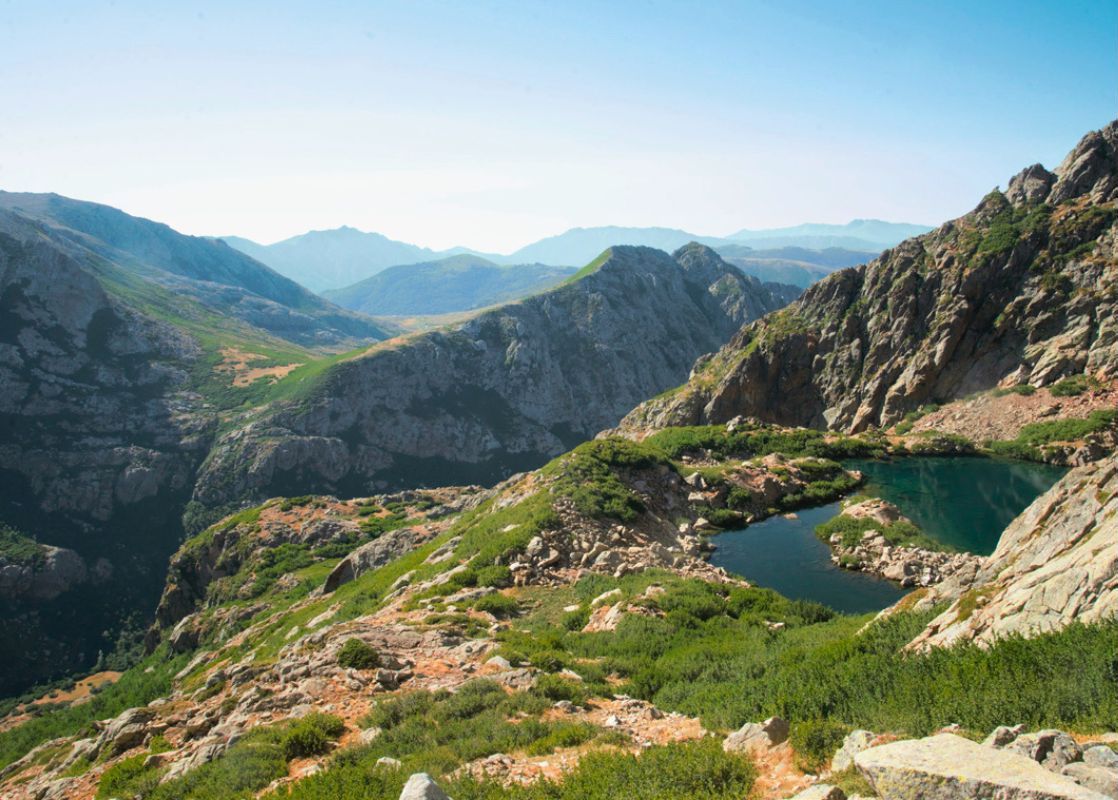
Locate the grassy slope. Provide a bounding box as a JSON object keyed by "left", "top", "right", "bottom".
{"left": 4, "top": 426, "right": 1115, "bottom": 796}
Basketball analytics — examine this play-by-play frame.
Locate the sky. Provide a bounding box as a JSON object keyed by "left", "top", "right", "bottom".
{"left": 0, "top": 1, "right": 1115, "bottom": 253}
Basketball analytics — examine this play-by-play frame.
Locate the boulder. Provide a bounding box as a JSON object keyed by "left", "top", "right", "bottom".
{"left": 161, "top": 738, "right": 227, "bottom": 783}
{"left": 1061, "top": 764, "right": 1118, "bottom": 798}
{"left": 832, "top": 729, "right": 877, "bottom": 772}
{"left": 400, "top": 772, "right": 452, "bottom": 800}
{"left": 855, "top": 734, "right": 1109, "bottom": 800}
{"left": 854, "top": 737, "right": 1109, "bottom": 799}
{"left": 983, "top": 724, "right": 1025, "bottom": 748}
{"left": 722, "top": 716, "right": 789, "bottom": 753}
{"left": 98, "top": 706, "right": 158, "bottom": 757}
{"left": 1084, "top": 746, "right": 1118, "bottom": 770}
{"left": 1008, "top": 730, "right": 1083, "bottom": 771}
{"left": 907, "top": 461, "right": 1118, "bottom": 650}
{"left": 324, "top": 528, "right": 423, "bottom": 592}
{"left": 791, "top": 786, "right": 846, "bottom": 800}
{"left": 484, "top": 655, "right": 511, "bottom": 671}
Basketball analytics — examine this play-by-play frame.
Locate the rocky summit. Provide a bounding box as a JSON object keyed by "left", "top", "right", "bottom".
{"left": 622, "top": 122, "right": 1118, "bottom": 435}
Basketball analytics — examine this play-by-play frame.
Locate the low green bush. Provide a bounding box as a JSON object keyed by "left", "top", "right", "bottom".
{"left": 473, "top": 593, "right": 520, "bottom": 618}
{"left": 1049, "top": 375, "right": 1091, "bottom": 397}
{"left": 986, "top": 409, "right": 1118, "bottom": 461}
{"left": 992, "top": 384, "right": 1036, "bottom": 397}
{"left": 0, "top": 649, "right": 190, "bottom": 771}
{"left": 791, "top": 719, "right": 850, "bottom": 773}
{"left": 474, "top": 565, "right": 513, "bottom": 588}
{"left": 532, "top": 674, "right": 588, "bottom": 705}
{"left": 0, "top": 523, "right": 45, "bottom": 568}
{"left": 524, "top": 722, "right": 598, "bottom": 755}
{"left": 96, "top": 753, "right": 162, "bottom": 800}
{"left": 814, "top": 513, "right": 946, "bottom": 551}
{"left": 337, "top": 638, "right": 380, "bottom": 670}
{"left": 282, "top": 714, "right": 345, "bottom": 760}
{"left": 137, "top": 713, "right": 345, "bottom": 800}
{"left": 460, "top": 737, "right": 756, "bottom": 800}
{"left": 544, "top": 440, "right": 657, "bottom": 521}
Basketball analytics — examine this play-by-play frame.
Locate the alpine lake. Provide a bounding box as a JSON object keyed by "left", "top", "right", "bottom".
{"left": 708, "top": 456, "right": 1068, "bottom": 614}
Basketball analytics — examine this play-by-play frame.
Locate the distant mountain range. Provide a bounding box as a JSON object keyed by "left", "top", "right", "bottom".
{"left": 322, "top": 255, "right": 577, "bottom": 316}
{"left": 725, "top": 219, "right": 933, "bottom": 250}
{"left": 222, "top": 219, "right": 927, "bottom": 292}
{"left": 322, "top": 245, "right": 871, "bottom": 318}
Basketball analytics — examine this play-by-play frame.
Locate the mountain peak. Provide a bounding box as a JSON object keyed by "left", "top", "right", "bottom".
{"left": 1048, "top": 119, "right": 1118, "bottom": 204}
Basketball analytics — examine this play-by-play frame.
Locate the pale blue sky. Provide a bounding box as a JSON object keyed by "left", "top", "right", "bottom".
{"left": 1, "top": 0, "right": 1115, "bottom": 251}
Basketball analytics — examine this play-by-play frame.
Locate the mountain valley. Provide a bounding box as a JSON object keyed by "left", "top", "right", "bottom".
{"left": 1, "top": 122, "right": 1117, "bottom": 800}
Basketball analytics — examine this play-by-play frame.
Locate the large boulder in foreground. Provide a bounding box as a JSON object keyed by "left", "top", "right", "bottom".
{"left": 855, "top": 734, "right": 1110, "bottom": 800}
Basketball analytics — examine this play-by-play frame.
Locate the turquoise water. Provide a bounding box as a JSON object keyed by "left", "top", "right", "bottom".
{"left": 710, "top": 456, "right": 1066, "bottom": 613}
{"left": 844, "top": 456, "right": 1066, "bottom": 555}
{"left": 710, "top": 501, "right": 906, "bottom": 614}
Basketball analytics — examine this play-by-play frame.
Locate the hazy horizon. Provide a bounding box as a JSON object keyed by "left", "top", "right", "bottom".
{"left": 221, "top": 217, "right": 930, "bottom": 252}
{"left": 2, "top": 1, "right": 1115, "bottom": 252}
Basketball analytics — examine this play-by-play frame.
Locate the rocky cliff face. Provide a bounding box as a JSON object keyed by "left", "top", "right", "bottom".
{"left": 904, "top": 457, "right": 1117, "bottom": 650}
{"left": 0, "top": 214, "right": 216, "bottom": 693}
{"left": 0, "top": 192, "right": 394, "bottom": 694}
{"left": 191, "top": 244, "right": 796, "bottom": 512}
{"left": 622, "top": 122, "right": 1118, "bottom": 434}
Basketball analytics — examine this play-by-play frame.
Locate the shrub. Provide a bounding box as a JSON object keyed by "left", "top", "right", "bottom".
{"left": 533, "top": 674, "right": 588, "bottom": 704}
{"left": 0, "top": 524, "right": 45, "bottom": 568}
{"left": 473, "top": 593, "right": 520, "bottom": 618}
{"left": 987, "top": 409, "right": 1118, "bottom": 460}
{"left": 791, "top": 719, "right": 850, "bottom": 773}
{"left": 695, "top": 506, "right": 744, "bottom": 529}
{"left": 496, "top": 738, "right": 756, "bottom": 800}
{"left": 546, "top": 441, "right": 653, "bottom": 522}
{"left": 147, "top": 738, "right": 286, "bottom": 800}
{"left": 96, "top": 753, "right": 161, "bottom": 800}
{"left": 561, "top": 606, "right": 590, "bottom": 631}
{"left": 992, "top": 384, "right": 1036, "bottom": 397}
{"left": 474, "top": 565, "right": 512, "bottom": 588}
{"left": 281, "top": 714, "right": 344, "bottom": 760}
{"left": 435, "top": 680, "right": 507, "bottom": 722}
{"left": 336, "top": 638, "right": 380, "bottom": 670}
{"left": 814, "top": 514, "right": 946, "bottom": 551}
{"left": 1049, "top": 375, "right": 1092, "bottom": 397}
{"left": 0, "top": 650, "right": 190, "bottom": 772}
{"left": 143, "top": 713, "right": 346, "bottom": 799}
{"left": 524, "top": 722, "right": 598, "bottom": 755}
{"left": 725, "top": 486, "right": 756, "bottom": 510}
{"left": 364, "top": 691, "right": 435, "bottom": 731}
{"left": 279, "top": 495, "right": 315, "bottom": 511}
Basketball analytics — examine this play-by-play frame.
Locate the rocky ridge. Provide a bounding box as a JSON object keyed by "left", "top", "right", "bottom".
{"left": 621, "top": 121, "right": 1118, "bottom": 435}
{"left": 191, "top": 244, "right": 798, "bottom": 514}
